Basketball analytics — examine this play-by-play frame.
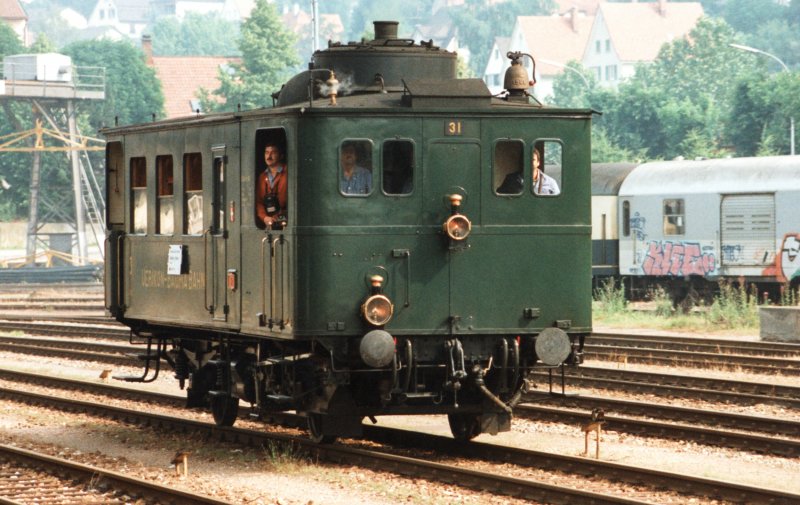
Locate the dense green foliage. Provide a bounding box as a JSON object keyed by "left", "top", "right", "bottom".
{"left": 203, "top": 0, "right": 298, "bottom": 112}
{"left": 0, "top": 24, "right": 26, "bottom": 219}
{"left": 150, "top": 13, "right": 240, "bottom": 56}
{"left": 0, "top": 20, "right": 22, "bottom": 58}
{"left": 63, "top": 39, "right": 165, "bottom": 128}
{"left": 553, "top": 17, "right": 799, "bottom": 161}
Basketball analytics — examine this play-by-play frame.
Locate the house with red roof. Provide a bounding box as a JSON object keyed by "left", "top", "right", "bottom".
{"left": 584, "top": 0, "right": 703, "bottom": 87}
{"left": 486, "top": 8, "right": 594, "bottom": 98}
{"left": 483, "top": 0, "right": 703, "bottom": 100}
{"left": 142, "top": 35, "right": 239, "bottom": 118}
{"left": 0, "top": 0, "right": 29, "bottom": 45}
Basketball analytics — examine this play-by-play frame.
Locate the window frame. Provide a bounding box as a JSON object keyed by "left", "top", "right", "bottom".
{"left": 156, "top": 154, "right": 174, "bottom": 236}
{"left": 381, "top": 138, "right": 416, "bottom": 197}
{"left": 662, "top": 198, "right": 685, "bottom": 236}
{"left": 531, "top": 138, "right": 563, "bottom": 198}
{"left": 130, "top": 156, "right": 147, "bottom": 235}
{"left": 183, "top": 152, "right": 203, "bottom": 236}
{"left": 493, "top": 138, "right": 525, "bottom": 197}
{"left": 339, "top": 138, "right": 375, "bottom": 197}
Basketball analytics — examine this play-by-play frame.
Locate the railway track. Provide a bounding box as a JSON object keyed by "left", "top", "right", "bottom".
{"left": 0, "top": 444, "right": 232, "bottom": 504}
{"left": 0, "top": 369, "right": 797, "bottom": 505}
{"left": 538, "top": 366, "right": 800, "bottom": 408}
{"left": 4, "top": 319, "right": 800, "bottom": 375}
{"left": 516, "top": 395, "right": 800, "bottom": 457}
{"left": 591, "top": 332, "right": 800, "bottom": 355}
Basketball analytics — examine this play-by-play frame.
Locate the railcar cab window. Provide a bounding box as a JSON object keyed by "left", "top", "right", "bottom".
{"left": 255, "top": 128, "right": 288, "bottom": 230}
{"left": 663, "top": 199, "right": 685, "bottom": 235}
{"left": 156, "top": 155, "right": 174, "bottom": 235}
{"left": 494, "top": 140, "right": 524, "bottom": 195}
{"left": 183, "top": 153, "right": 202, "bottom": 235}
{"left": 532, "top": 140, "right": 561, "bottom": 196}
{"left": 382, "top": 140, "right": 414, "bottom": 195}
{"left": 340, "top": 140, "right": 373, "bottom": 195}
{"left": 130, "top": 157, "right": 147, "bottom": 234}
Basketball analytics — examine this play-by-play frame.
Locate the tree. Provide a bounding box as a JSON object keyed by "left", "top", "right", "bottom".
{"left": 63, "top": 39, "right": 165, "bottom": 128}
{"left": 449, "top": 0, "right": 555, "bottom": 76}
{"left": 550, "top": 61, "right": 597, "bottom": 108}
{"left": 585, "top": 18, "right": 761, "bottom": 160}
{"left": 30, "top": 33, "right": 56, "bottom": 54}
{"left": 204, "top": 0, "right": 299, "bottom": 112}
{"left": 349, "top": 0, "right": 432, "bottom": 41}
{"left": 150, "top": 13, "right": 241, "bottom": 56}
{"left": 728, "top": 71, "right": 800, "bottom": 155}
{"left": 0, "top": 20, "right": 22, "bottom": 58}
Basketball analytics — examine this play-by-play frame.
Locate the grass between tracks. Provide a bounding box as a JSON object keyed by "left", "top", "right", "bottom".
{"left": 591, "top": 279, "right": 795, "bottom": 334}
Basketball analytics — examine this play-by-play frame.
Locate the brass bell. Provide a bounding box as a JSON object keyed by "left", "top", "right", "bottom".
{"left": 504, "top": 54, "right": 531, "bottom": 92}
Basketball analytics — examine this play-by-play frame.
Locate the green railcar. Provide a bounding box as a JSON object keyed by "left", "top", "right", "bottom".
{"left": 103, "top": 22, "right": 592, "bottom": 442}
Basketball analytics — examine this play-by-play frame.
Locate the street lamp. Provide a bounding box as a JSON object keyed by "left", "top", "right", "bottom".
{"left": 538, "top": 58, "right": 591, "bottom": 89}
{"left": 729, "top": 43, "right": 795, "bottom": 155}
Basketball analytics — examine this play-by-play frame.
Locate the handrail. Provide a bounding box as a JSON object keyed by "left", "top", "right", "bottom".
{"left": 270, "top": 236, "right": 281, "bottom": 328}
{"left": 260, "top": 235, "right": 269, "bottom": 322}
{"left": 203, "top": 228, "right": 213, "bottom": 313}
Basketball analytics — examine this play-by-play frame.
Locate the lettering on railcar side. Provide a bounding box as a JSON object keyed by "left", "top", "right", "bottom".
{"left": 140, "top": 268, "right": 205, "bottom": 289}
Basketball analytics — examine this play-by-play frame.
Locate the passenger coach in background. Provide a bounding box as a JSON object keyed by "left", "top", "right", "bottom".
{"left": 103, "top": 21, "right": 593, "bottom": 442}
{"left": 591, "top": 156, "right": 800, "bottom": 302}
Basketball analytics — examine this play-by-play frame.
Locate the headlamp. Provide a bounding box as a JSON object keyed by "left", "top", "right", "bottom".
{"left": 362, "top": 294, "right": 394, "bottom": 326}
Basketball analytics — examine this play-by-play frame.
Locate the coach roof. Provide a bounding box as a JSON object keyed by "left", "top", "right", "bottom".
{"left": 619, "top": 156, "right": 800, "bottom": 196}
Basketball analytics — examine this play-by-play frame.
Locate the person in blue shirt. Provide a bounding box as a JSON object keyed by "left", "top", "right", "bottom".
{"left": 532, "top": 148, "right": 560, "bottom": 195}
{"left": 340, "top": 143, "right": 372, "bottom": 194}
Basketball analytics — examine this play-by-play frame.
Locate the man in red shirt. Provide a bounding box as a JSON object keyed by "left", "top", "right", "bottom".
{"left": 256, "top": 143, "right": 288, "bottom": 229}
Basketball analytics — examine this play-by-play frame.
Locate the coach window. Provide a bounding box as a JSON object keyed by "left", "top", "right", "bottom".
{"left": 156, "top": 155, "right": 174, "bottom": 235}
{"left": 212, "top": 155, "right": 225, "bottom": 233}
{"left": 663, "top": 199, "right": 684, "bottom": 235}
{"left": 383, "top": 140, "right": 414, "bottom": 195}
{"left": 183, "top": 153, "right": 203, "bottom": 235}
{"left": 532, "top": 140, "right": 562, "bottom": 196}
{"left": 494, "top": 140, "right": 524, "bottom": 195}
{"left": 340, "top": 139, "right": 373, "bottom": 196}
{"left": 622, "top": 200, "right": 631, "bottom": 237}
{"left": 130, "top": 157, "right": 147, "bottom": 234}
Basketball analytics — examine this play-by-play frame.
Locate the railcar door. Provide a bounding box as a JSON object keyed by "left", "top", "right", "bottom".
{"left": 206, "top": 146, "right": 230, "bottom": 321}
{"left": 425, "top": 135, "right": 481, "bottom": 331}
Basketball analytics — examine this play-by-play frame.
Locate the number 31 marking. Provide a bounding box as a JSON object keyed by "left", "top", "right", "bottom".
{"left": 446, "top": 121, "right": 463, "bottom": 136}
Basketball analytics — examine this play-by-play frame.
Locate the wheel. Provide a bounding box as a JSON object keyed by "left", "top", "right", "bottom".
{"left": 211, "top": 394, "right": 239, "bottom": 427}
{"left": 307, "top": 413, "right": 337, "bottom": 444}
{"left": 448, "top": 413, "right": 482, "bottom": 441}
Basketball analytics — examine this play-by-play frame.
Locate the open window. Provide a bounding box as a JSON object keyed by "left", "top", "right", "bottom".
{"left": 532, "top": 140, "right": 562, "bottom": 196}
{"left": 130, "top": 157, "right": 147, "bottom": 234}
{"left": 494, "top": 140, "right": 524, "bottom": 195}
{"left": 340, "top": 139, "right": 373, "bottom": 196}
{"left": 382, "top": 140, "right": 414, "bottom": 195}
{"left": 156, "top": 155, "right": 174, "bottom": 235}
{"left": 183, "top": 153, "right": 202, "bottom": 235}
{"left": 254, "top": 128, "right": 288, "bottom": 229}
{"left": 663, "top": 199, "right": 684, "bottom": 235}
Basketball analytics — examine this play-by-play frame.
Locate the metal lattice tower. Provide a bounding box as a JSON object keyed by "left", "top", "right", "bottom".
{"left": 0, "top": 55, "right": 105, "bottom": 266}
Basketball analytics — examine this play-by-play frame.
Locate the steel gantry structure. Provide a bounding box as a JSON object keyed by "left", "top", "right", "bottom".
{"left": 0, "top": 57, "right": 105, "bottom": 266}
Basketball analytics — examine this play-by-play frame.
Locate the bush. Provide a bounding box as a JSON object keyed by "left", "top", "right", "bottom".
{"left": 705, "top": 280, "right": 759, "bottom": 329}
{"left": 594, "top": 278, "right": 627, "bottom": 315}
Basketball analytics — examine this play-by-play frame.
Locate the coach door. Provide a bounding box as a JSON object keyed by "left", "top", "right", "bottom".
{"left": 206, "top": 146, "right": 229, "bottom": 321}
{"left": 720, "top": 194, "right": 776, "bottom": 267}
{"left": 426, "top": 138, "right": 481, "bottom": 331}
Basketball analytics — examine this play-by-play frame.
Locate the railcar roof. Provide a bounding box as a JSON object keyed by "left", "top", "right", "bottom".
{"left": 619, "top": 156, "right": 800, "bottom": 196}
{"left": 102, "top": 90, "right": 593, "bottom": 135}
{"left": 591, "top": 163, "right": 638, "bottom": 195}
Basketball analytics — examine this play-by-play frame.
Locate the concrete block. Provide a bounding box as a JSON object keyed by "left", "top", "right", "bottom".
{"left": 760, "top": 307, "right": 800, "bottom": 342}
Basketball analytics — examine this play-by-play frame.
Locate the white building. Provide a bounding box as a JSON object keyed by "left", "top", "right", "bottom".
{"left": 582, "top": 0, "right": 703, "bottom": 87}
